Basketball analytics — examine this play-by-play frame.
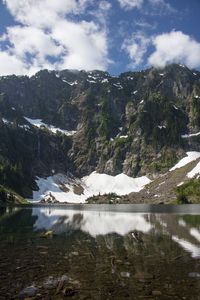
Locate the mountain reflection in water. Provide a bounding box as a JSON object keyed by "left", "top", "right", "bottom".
{"left": 0, "top": 206, "right": 200, "bottom": 299}
{"left": 32, "top": 208, "right": 200, "bottom": 258}
{"left": 32, "top": 208, "right": 152, "bottom": 236}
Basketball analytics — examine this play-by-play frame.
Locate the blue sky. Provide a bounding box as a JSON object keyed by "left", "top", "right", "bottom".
{"left": 0, "top": 0, "right": 200, "bottom": 76}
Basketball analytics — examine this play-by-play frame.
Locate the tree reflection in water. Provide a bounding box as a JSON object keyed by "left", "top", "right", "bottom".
{"left": 0, "top": 207, "right": 200, "bottom": 299}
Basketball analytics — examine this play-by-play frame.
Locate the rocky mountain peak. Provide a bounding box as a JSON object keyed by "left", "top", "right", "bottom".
{"left": 1, "top": 64, "right": 200, "bottom": 200}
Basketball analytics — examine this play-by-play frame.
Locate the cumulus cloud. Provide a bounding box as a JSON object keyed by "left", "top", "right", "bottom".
{"left": 5, "top": 26, "right": 63, "bottom": 60}
{"left": 148, "top": 31, "right": 200, "bottom": 68}
{"left": 122, "top": 32, "right": 151, "bottom": 67}
{"left": 0, "top": 0, "right": 111, "bottom": 75}
{"left": 118, "top": 0, "right": 143, "bottom": 10}
{"left": 2, "top": 0, "right": 93, "bottom": 28}
{"left": 51, "top": 20, "right": 110, "bottom": 70}
{"left": 0, "top": 52, "right": 28, "bottom": 75}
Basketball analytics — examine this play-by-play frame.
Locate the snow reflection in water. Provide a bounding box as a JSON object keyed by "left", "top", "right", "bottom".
{"left": 32, "top": 208, "right": 200, "bottom": 258}
{"left": 1, "top": 207, "right": 200, "bottom": 299}
{"left": 32, "top": 208, "right": 152, "bottom": 237}
{"left": 172, "top": 236, "right": 200, "bottom": 258}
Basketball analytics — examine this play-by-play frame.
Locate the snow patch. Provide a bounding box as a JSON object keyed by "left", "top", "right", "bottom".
{"left": 29, "top": 172, "right": 151, "bottom": 203}
{"left": 113, "top": 83, "right": 123, "bottom": 89}
{"left": 2, "top": 118, "right": 11, "bottom": 124}
{"left": 24, "top": 117, "right": 44, "bottom": 127}
{"left": 88, "top": 75, "right": 97, "bottom": 80}
{"left": 187, "top": 161, "right": 200, "bottom": 178}
{"left": 170, "top": 152, "right": 200, "bottom": 172}
{"left": 182, "top": 132, "right": 200, "bottom": 138}
{"left": 62, "top": 79, "right": 78, "bottom": 86}
{"left": 190, "top": 228, "right": 200, "bottom": 242}
{"left": 87, "top": 79, "right": 96, "bottom": 83}
{"left": 24, "top": 117, "right": 76, "bottom": 136}
{"left": 178, "top": 219, "right": 186, "bottom": 227}
{"left": 19, "top": 124, "right": 30, "bottom": 131}
{"left": 101, "top": 78, "right": 108, "bottom": 83}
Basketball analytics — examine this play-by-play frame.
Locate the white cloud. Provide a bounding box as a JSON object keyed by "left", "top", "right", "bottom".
{"left": 3, "top": 0, "right": 93, "bottom": 28}
{"left": 118, "top": 0, "right": 143, "bottom": 10}
{"left": 147, "top": 0, "right": 177, "bottom": 15}
{"left": 0, "top": 0, "right": 110, "bottom": 75}
{"left": 118, "top": 0, "right": 177, "bottom": 15}
{"left": 148, "top": 31, "right": 200, "bottom": 68}
{"left": 0, "top": 52, "right": 27, "bottom": 75}
{"left": 6, "top": 26, "right": 63, "bottom": 61}
{"left": 134, "top": 19, "right": 157, "bottom": 30}
{"left": 99, "top": 0, "right": 112, "bottom": 11}
{"left": 52, "top": 20, "right": 110, "bottom": 70}
{"left": 122, "top": 32, "right": 151, "bottom": 67}
{"left": 90, "top": 1, "right": 112, "bottom": 27}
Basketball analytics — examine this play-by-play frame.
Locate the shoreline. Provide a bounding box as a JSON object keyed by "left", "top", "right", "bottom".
{"left": 1, "top": 203, "right": 200, "bottom": 214}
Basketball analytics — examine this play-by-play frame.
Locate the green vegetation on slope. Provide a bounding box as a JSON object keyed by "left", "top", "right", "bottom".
{"left": 0, "top": 64, "right": 200, "bottom": 200}
{"left": 0, "top": 121, "right": 72, "bottom": 198}
{"left": 176, "top": 179, "right": 200, "bottom": 203}
{"left": 0, "top": 185, "right": 27, "bottom": 205}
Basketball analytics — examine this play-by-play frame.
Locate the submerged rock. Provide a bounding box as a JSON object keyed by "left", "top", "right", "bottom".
{"left": 40, "top": 230, "right": 54, "bottom": 238}
{"left": 56, "top": 275, "right": 69, "bottom": 293}
{"left": 188, "top": 272, "right": 200, "bottom": 278}
{"left": 43, "top": 276, "right": 59, "bottom": 290}
{"left": 62, "top": 286, "right": 78, "bottom": 297}
{"left": 152, "top": 290, "right": 162, "bottom": 296}
{"left": 19, "top": 285, "right": 38, "bottom": 298}
{"left": 120, "top": 272, "right": 130, "bottom": 278}
{"left": 43, "top": 274, "right": 69, "bottom": 291}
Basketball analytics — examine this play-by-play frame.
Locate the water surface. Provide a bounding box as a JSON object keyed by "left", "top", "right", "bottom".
{"left": 1, "top": 205, "right": 200, "bottom": 299}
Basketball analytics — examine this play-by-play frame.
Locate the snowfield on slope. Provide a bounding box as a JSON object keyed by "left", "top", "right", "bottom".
{"left": 29, "top": 172, "right": 151, "bottom": 203}
{"left": 24, "top": 117, "right": 76, "bottom": 136}
{"left": 181, "top": 132, "right": 200, "bottom": 138}
{"left": 169, "top": 152, "right": 200, "bottom": 171}
{"left": 187, "top": 161, "right": 200, "bottom": 178}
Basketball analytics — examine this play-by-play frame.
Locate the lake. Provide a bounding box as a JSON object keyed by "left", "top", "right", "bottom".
{"left": 0, "top": 205, "right": 200, "bottom": 299}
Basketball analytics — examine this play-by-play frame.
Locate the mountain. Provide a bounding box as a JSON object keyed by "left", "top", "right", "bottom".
{"left": 0, "top": 64, "right": 200, "bottom": 204}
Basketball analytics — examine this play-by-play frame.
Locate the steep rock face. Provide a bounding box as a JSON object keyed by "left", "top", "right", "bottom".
{"left": 68, "top": 65, "right": 200, "bottom": 177}
{"left": 0, "top": 95, "right": 72, "bottom": 197}
{"left": 0, "top": 64, "right": 200, "bottom": 197}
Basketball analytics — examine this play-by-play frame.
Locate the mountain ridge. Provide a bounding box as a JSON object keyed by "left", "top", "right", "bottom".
{"left": 1, "top": 64, "right": 200, "bottom": 203}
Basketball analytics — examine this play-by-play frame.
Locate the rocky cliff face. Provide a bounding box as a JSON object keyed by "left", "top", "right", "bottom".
{"left": 0, "top": 64, "right": 200, "bottom": 198}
